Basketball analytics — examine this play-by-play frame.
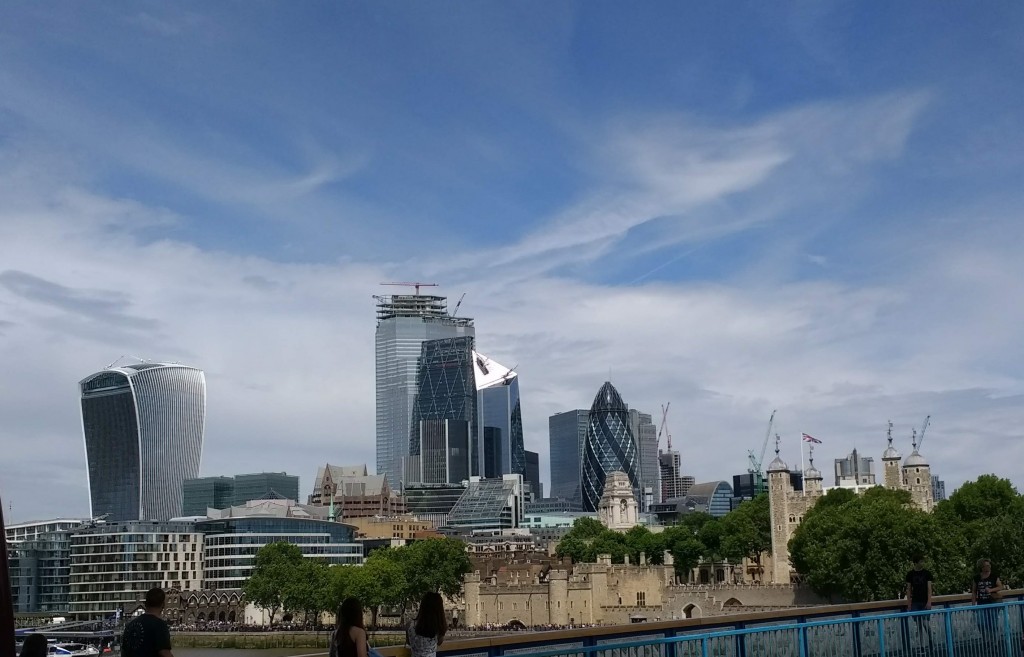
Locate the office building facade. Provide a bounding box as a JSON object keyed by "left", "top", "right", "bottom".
{"left": 548, "top": 410, "right": 588, "bottom": 507}
{"left": 182, "top": 473, "right": 300, "bottom": 516}
{"left": 524, "top": 450, "right": 541, "bottom": 501}
{"left": 182, "top": 477, "right": 235, "bottom": 517}
{"left": 9, "top": 529, "right": 75, "bottom": 613}
{"left": 932, "top": 476, "right": 947, "bottom": 502}
{"left": 6, "top": 519, "right": 84, "bottom": 544}
{"left": 375, "top": 294, "right": 474, "bottom": 490}
{"left": 68, "top": 521, "right": 204, "bottom": 620}
{"left": 581, "top": 382, "right": 640, "bottom": 512}
{"left": 660, "top": 451, "right": 683, "bottom": 502}
{"left": 408, "top": 336, "right": 477, "bottom": 476}
{"left": 474, "top": 351, "right": 526, "bottom": 480}
{"left": 444, "top": 475, "right": 525, "bottom": 534}
{"left": 80, "top": 361, "right": 206, "bottom": 521}
{"left": 834, "top": 449, "right": 876, "bottom": 487}
{"left": 631, "top": 410, "right": 659, "bottom": 512}
{"left": 198, "top": 500, "right": 361, "bottom": 590}
{"left": 402, "top": 483, "right": 467, "bottom": 528}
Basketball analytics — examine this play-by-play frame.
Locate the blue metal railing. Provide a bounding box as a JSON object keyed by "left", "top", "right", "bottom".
{"left": 422, "top": 599, "right": 1024, "bottom": 657}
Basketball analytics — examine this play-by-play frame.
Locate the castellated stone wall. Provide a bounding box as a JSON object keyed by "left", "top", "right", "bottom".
{"left": 461, "top": 555, "right": 823, "bottom": 628}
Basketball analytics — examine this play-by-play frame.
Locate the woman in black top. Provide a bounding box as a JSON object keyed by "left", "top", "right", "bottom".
{"left": 330, "top": 597, "right": 368, "bottom": 657}
{"left": 19, "top": 634, "right": 48, "bottom": 657}
{"left": 972, "top": 558, "right": 1004, "bottom": 605}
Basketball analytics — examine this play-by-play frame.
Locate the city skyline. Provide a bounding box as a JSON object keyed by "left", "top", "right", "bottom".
{"left": 2, "top": 4, "right": 1024, "bottom": 521}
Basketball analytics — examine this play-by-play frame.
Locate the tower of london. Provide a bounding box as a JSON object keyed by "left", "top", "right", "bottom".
{"left": 768, "top": 428, "right": 934, "bottom": 584}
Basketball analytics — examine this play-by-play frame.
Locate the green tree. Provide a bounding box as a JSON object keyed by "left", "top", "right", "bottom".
{"left": 284, "top": 559, "right": 331, "bottom": 626}
{"left": 624, "top": 525, "right": 665, "bottom": 565}
{"left": 940, "top": 475, "right": 1018, "bottom": 525}
{"left": 243, "top": 542, "right": 303, "bottom": 623}
{"left": 790, "top": 491, "right": 953, "bottom": 602}
{"left": 325, "top": 564, "right": 358, "bottom": 615}
{"left": 719, "top": 494, "right": 771, "bottom": 579}
{"left": 660, "top": 525, "right": 705, "bottom": 577}
{"left": 401, "top": 538, "right": 471, "bottom": 602}
{"left": 347, "top": 550, "right": 408, "bottom": 628}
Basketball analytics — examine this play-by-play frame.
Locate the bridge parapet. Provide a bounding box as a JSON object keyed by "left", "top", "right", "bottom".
{"left": 381, "top": 589, "right": 1024, "bottom": 657}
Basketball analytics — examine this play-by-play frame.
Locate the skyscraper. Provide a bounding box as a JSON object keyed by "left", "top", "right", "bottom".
{"left": 80, "top": 361, "right": 206, "bottom": 521}
{"left": 548, "top": 409, "right": 588, "bottom": 506}
{"left": 630, "top": 409, "right": 659, "bottom": 512}
{"left": 524, "top": 450, "right": 541, "bottom": 501}
{"left": 375, "top": 294, "right": 474, "bottom": 489}
{"left": 581, "top": 382, "right": 640, "bottom": 512}
{"left": 408, "top": 336, "right": 477, "bottom": 483}
{"left": 474, "top": 351, "right": 525, "bottom": 480}
{"left": 660, "top": 450, "right": 683, "bottom": 502}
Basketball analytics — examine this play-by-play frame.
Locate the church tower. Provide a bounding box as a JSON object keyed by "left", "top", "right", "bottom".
{"left": 767, "top": 440, "right": 793, "bottom": 585}
{"left": 882, "top": 421, "right": 903, "bottom": 491}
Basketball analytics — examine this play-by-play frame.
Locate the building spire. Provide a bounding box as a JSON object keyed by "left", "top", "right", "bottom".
{"left": 887, "top": 420, "right": 894, "bottom": 448}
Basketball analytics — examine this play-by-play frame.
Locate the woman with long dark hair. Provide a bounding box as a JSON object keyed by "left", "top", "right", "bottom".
{"left": 330, "top": 597, "right": 368, "bottom": 657}
{"left": 19, "top": 633, "right": 48, "bottom": 657}
{"left": 406, "top": 592, "right": 447, "bottom": 657}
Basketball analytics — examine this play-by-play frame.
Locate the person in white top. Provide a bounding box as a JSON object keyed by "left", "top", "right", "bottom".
{"left": 406, "top": 592, "right": 447, "bottom": 657}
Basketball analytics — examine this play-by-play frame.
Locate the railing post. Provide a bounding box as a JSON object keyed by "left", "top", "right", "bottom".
{"left": 877, "top": 618, "right": 886, "bottom": 657}
{"left": 797, "top": 626, "right": 807, "bottom": 657}
{"left": 735, "top": 621, "right": 746, "bottom": 657}
{"left": 1003, "top": 603, "right": 1014, "bottom": 657}
{"left": 700, "top": 636, "right": 708, "bottom": 657}
{"left": 944, "top": 608, "right": 955, "bottom": 656}
{"left": 851, "top": 610, "right": 863, "bottom": 657}
{"left": 663, "top": 629, "right": 676, "bottom": 657}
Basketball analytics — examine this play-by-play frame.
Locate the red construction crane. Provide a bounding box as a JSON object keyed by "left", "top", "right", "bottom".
{"left": 380, "top": 282, "right": 439, "bottom": 295}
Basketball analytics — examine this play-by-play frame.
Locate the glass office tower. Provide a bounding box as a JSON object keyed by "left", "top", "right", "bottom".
{"left": 548, "top": 409, "right": 589, "bottom": 506}
{"left": 581, "top": 381, "right": 640, "bottom": 512}
{"left": 80, "top": 361, "right": 206, "bottom": 521}
{"left": 375, "top": 294, "right": 474, "bottom": 489}
{"left": 408, "top": 336, "right": 477, "bottom": 483}
{"left": 474, "top": 351, "right": 525, "bottom": 480}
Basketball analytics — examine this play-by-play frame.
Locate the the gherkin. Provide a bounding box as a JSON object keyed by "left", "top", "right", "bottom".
{"left": 582, "top": 381, "right": 640, "bottom": 512}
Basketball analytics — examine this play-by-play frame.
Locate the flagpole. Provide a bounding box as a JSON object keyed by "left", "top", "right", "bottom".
{"left": 800, "top": 433, "right": 806, "bottom": 496}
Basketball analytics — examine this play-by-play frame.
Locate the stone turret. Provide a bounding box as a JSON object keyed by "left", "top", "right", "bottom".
{"left": 548, "top": 569, "right": 570, "bottom": 625}
{"left": 803, "top": 447, "right": 823, "bottom": 496}
{"left": 766, "top": 441, "right": 792, "bottom": 585}
{"left": 598, "top": 471, "right": 639, "bottom": 530}
{"left": 882, "top": 421, "right": 903, "bottom": 490}
{"left": 463, "top": 572, "right": 481, "bottom": 627}
{"left": 902, "top": 431, "right": 934, "bottom": 512}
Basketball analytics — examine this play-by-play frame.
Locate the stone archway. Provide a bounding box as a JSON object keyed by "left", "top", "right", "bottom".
{"left": 228, "top": 611, "right": 236, "bottom": 623}
{"left": 683, "top": 604, "right": 702, "bottom": 619}
{"left": 219, "top": 612, "right": 226, "bottom": 622}
{"left": 723, "top": 598, "right": 743, "bottom": 608}
{"left": 197, "top": 612, "right": 206, "bottom": 622}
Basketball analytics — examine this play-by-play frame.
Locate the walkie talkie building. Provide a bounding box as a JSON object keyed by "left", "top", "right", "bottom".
{"left": 79, "top": 361, "right": 206, "bottom": 521}
{"left": 581, "top": 381, "right": 640, "bottom": 512}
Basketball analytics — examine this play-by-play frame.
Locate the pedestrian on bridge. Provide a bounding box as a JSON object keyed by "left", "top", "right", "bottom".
{"left": 406, "top": 593, "right": 447, "bottom": 657}
{"left": 121, "top": 588, "right": 173, "bottom": 657}
{"left": 19, "top": 633, "right": 47, "bottom": 657}
{"left": 904, "top": 553, "right": 935, "bottom": 653}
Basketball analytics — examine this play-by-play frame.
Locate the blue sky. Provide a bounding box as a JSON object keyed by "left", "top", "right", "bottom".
{"left": 1, "top": 2, "right": 1023, "bottom": 521}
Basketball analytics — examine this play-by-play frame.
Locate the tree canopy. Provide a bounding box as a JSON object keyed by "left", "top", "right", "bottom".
{"left": 554, "top": 495, "right": 772, "bottom": 581}
{"left": 245, "top": 537, "right": 471, "bottom": 627}
{"left": 790, "top": 476, "right": 1024, "bottom": 603}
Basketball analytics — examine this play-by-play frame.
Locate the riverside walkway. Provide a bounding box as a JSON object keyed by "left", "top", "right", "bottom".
{"left": 382, "top": 590, "right": 1023, "bottom": 657}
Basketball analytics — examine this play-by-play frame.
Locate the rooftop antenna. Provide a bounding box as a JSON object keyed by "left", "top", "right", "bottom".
{"left": 887, "top": 420, "right": 894, "bottom": 448}
{"left": 380, "top": 282, "right": 439, "bottom": 295}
